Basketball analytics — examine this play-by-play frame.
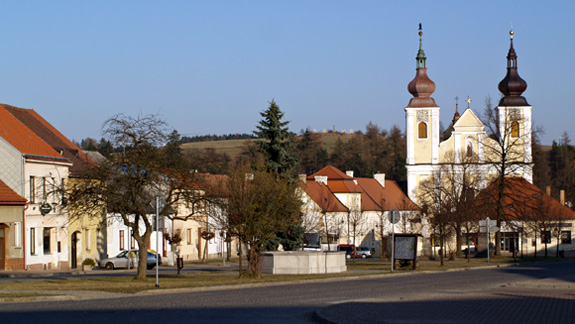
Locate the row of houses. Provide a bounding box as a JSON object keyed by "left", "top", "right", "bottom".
{"left": 1, "top": 104, "right": 574, "bottom": 271}
{"left": 0, "top": 104, "right": 233, "bottom": 271}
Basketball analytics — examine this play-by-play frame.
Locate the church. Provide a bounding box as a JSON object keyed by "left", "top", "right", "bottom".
{"left": 405, "top": 25, "right": 533, "bottom": 203}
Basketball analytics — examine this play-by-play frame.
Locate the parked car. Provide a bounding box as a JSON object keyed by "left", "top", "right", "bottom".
{"left": 356, "top": 246, "right": 372, "bottom": 259}
{"left": 99, "top": 250, "right": 162, "bottom": 270}
{"left": 337, "top": 244, "right": 359, "bottom": 259}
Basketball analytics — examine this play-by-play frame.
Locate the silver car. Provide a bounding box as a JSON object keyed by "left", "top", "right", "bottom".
{"left": 99, "top": 250, "right": 161, "bottom": 270}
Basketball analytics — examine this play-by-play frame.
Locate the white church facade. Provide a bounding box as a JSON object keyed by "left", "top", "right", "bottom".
{"left": 405, "top": 26, "right": 534, "bottom": 203}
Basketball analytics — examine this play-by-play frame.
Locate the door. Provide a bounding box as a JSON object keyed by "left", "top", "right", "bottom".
{"left": 0, "top": 226, "right": 5, "bottom": 270}
{"left": 71, "top": 232, "right": 79, "bottom": 269}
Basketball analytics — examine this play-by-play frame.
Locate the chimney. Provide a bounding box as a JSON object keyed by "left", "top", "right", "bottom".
{"left": 546, "top": 186, "right": 551, "bottom": 196}
{"left": 298, "top": 174, "right": 307, "bottom": 184}
{"left": 346, "top": 170, "right": 354, "bottom": 178}
{"left": 560, "top": 190, "right": 565, "bottom": 205}
{"left": 374, "top": 173, "right": 386, "bottom": 188}
{"left": 315, "top": 175, "right": 328, "bottom": 185}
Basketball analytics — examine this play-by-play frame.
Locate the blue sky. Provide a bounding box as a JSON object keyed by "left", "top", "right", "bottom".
{"left": 0, "top": 1, "right": 571, "bottom": 145}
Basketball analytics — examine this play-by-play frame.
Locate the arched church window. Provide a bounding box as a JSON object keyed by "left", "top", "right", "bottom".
{"left": 511, "top": 121, "right": 520, "bottom": 138}
{"left": 418, "top": 122, "right": 427, "bottom": 139}
{"left": 466, "top": 144, "right": 473, "bottom": 157}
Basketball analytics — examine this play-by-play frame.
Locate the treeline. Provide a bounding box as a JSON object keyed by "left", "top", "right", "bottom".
{"left": 533, "top": 131, "right": 575, "bottom": 207}
{"left": 74, "top": 122, "right": 407, "bottom": 185}
{"left": 181, "top": 133, "right": 257, "bottom": 143}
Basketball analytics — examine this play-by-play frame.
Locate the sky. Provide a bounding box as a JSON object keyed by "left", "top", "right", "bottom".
{"left": 0, "top": 1, "right": 572, "bottom": 145}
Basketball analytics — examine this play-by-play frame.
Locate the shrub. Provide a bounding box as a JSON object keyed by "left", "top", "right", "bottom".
{"left": 82, "top": 258, "right": 96, "bottom": 267}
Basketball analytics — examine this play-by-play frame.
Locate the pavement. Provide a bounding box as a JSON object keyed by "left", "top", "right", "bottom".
{"left": 2, "top": 260, "right": 575, "bottom": 323}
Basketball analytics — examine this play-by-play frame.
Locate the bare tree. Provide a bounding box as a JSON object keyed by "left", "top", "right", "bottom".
{"left": 67, "top": 114, "right": 208, "bottom": 280}
{"left": 417, "top": 169, "right": 455, "bottom": 266}
{"left": 482, "top": 95, "right": 534, "bottom": 255}
{"left": 216, "top": 161, "right": 302, "bottom": 278}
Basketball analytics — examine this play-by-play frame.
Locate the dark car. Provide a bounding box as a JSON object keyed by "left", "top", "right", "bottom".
{"left": 99, "top": 250, "right": 162, "bottom": 270}
{"left": 337, "top": 244, "right": 359, "bottom": 259}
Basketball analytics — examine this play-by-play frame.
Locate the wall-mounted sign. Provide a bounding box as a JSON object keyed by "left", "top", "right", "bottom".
{"left": 40, "top": 203, "right": 52, "bottom": 215}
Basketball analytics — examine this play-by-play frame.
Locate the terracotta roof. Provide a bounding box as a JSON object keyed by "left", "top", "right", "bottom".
{"left": 302, "top": 165, "right": 419, "bottom": 213}
{"left": 356, "top": 178, "right": 420, "bottom": 212}
{"left": 307, "top": 165, "right": 353, "bottom": 180}
{"left": 475, "top": 177, "right": 575, "bottom": 221}
{"left": 1, "top": 104, "right": 93, "bottom": 174}
{"left": 0, "top": 105, "right": 67, "bottom": 161}
{"left": 328, "top": 180, "right": 361, "bottom": 193}
{"left": 0, "top": 179, "right": 26, "bottom": 205}
{"left": 301, "top": 180, "right": 348, "bottom": 213}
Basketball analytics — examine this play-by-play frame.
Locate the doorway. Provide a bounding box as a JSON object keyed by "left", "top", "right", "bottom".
{"left": 71, "top": 231, "right": 80, "bottom": 269}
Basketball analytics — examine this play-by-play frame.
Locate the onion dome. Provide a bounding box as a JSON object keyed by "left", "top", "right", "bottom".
{"left": 498, "top": 28, "right": 529, "bottom": 106}
{"left": 407, "top": 24, "right": 439, "bottom": 108}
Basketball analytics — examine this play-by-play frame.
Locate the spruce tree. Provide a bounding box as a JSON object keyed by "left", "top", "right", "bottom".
{"left": 254, "top": 100, "right": 298, "bottom": 176}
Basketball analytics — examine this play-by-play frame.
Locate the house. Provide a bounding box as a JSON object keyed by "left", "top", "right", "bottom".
{"left": 168, "top": 173, "right": 237, "bottom": 262}
{"left": 0, "top": 104, "right": 72, "bottom": 270}
{"left": 1, "top": 104, "right": 103, "bottom": 269}
{"left": 473, "top": 177, "right": 575, "bottom": 256}
{"left": 0, "top": 179, "right": 27, "bottom": 270}
{"left": 299, "top": 166, "right": 422, "bottom": 256}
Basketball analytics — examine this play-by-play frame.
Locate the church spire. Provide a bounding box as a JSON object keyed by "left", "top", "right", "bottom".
{"left": 407, "top": 24, "right": 438, "bottom": 108}
{"left": 416, "top": 23, "right": 426, "bottom": 69}
{"left": 498, "top": 25, "right": 529, "bottom": 106}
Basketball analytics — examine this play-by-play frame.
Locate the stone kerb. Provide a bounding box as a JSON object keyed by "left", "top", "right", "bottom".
{"left": 261, "top": 251, "right": 347, "bottom": 274}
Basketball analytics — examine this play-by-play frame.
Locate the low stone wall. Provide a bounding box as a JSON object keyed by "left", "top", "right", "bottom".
{"left": 261, "top": 251, "right": 347, "bottom": 274}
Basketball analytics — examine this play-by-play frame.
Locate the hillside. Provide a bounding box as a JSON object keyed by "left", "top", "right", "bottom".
{"left": 181, "top": 132, "right": 357, "bottom": 158}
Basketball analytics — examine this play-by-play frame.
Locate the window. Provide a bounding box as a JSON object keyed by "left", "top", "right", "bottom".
{"left": 561, "top": 231, "right": 572, "bottom": 244}
{"left": 187, "top": 228, "right": 192, "bottom": 245}
{"left": 14, "top": 222, "right": 22, "bottom": 248}
{"left": 418, "top": 122, "right": 427, "bottom": 139}
{"left": 541, "top": 230, "right": 551, "bottom": 244}
{"left": 30, "top": 228, "right": 36, "bottom": 254}
{"left": 43, "top": 228, "right": 52, "bottom": 254}
{"left": 466, "top": 144, "right": 473, "bottom": 157}
{"left": 130, "top": 230, "right": 135, "bottom": 249}
{"left": 85, "top": 229, "right": 91, "bottom": 250}
{"left": 42, "top": 177, "right": 47, "bottom": 202}
{"left": 29, "top": 177, "right": 36, "bottom": 203}
{"left": 511, "top": 121, "right": 520, "bottom": 138}
{"left": 119, "top": 230, "right": 125, "bottom": 250}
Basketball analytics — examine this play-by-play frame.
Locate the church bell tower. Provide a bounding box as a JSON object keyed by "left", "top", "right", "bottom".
{"left": 405, "top": 24, "right": 441, "bottom": 199}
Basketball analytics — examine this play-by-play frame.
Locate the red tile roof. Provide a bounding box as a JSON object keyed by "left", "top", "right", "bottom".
{"left": 307, "top": 165, "right": 353, "bottom": 180}
{"left": 475, "top": 177, "right": 575, "bottom": 221}
{"left": 301, "top": 181, "right": 349, "bottom": 212}
{"left": 356, "top": 178, "right": 420, "bottom": 212}
{"left": 1, "top": 104, "right": 93, "bottom": 174}
{"left": 302, "top": 166, "right": 419, "bottom": 213}
{"left": 0, "top": 179, "right": 26, "bottom": 205}
{"left": 0, "top": 105, "right": 66, "bottom": 162}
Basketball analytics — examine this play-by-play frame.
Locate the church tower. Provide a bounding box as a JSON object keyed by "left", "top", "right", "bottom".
{"left": 405, "top": 24, "right": 440, "bottom": 199}
{"left": 496, "top": 27, "right": 533, "bottom": 183}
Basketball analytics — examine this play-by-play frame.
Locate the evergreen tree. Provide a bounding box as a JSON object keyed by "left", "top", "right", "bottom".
{"left": 254, "top": 100, "right": 298, "bottom": 176}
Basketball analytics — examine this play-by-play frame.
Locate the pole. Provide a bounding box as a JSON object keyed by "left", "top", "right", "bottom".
{"left": 155, "top": 195, "right": 160, "bottom": 288}
{"left": 391, "top": 223, "right": 395, "bottom": 272}
{"left": 486, "top": 217, "right": 490, "bottom": 265}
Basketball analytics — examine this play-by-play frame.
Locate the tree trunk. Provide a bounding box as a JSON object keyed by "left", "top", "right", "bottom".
{"left": 134, "top": 232, "right": 151, "bottom": 281}
{"left": 244, "top": 245, "right": 262, "bottom": 278}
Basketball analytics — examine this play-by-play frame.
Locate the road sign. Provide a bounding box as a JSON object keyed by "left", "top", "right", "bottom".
{"left": 479, "top": 219, "right": 497, "bottom": 226}
{"left": 389, "top": 209, "right": 400, "bottom": 224}
{"left": 480, "top": 226, "right": 499, "bottom": 233}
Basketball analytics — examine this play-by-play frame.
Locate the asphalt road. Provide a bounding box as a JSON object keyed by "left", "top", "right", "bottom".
{"left": 1, "top": 260, "right": 574, "bottom": 324}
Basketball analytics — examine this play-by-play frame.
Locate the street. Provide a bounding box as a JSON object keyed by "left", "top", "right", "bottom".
{"left": 1, "top": 260, "right": 574, "bottom": 324}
